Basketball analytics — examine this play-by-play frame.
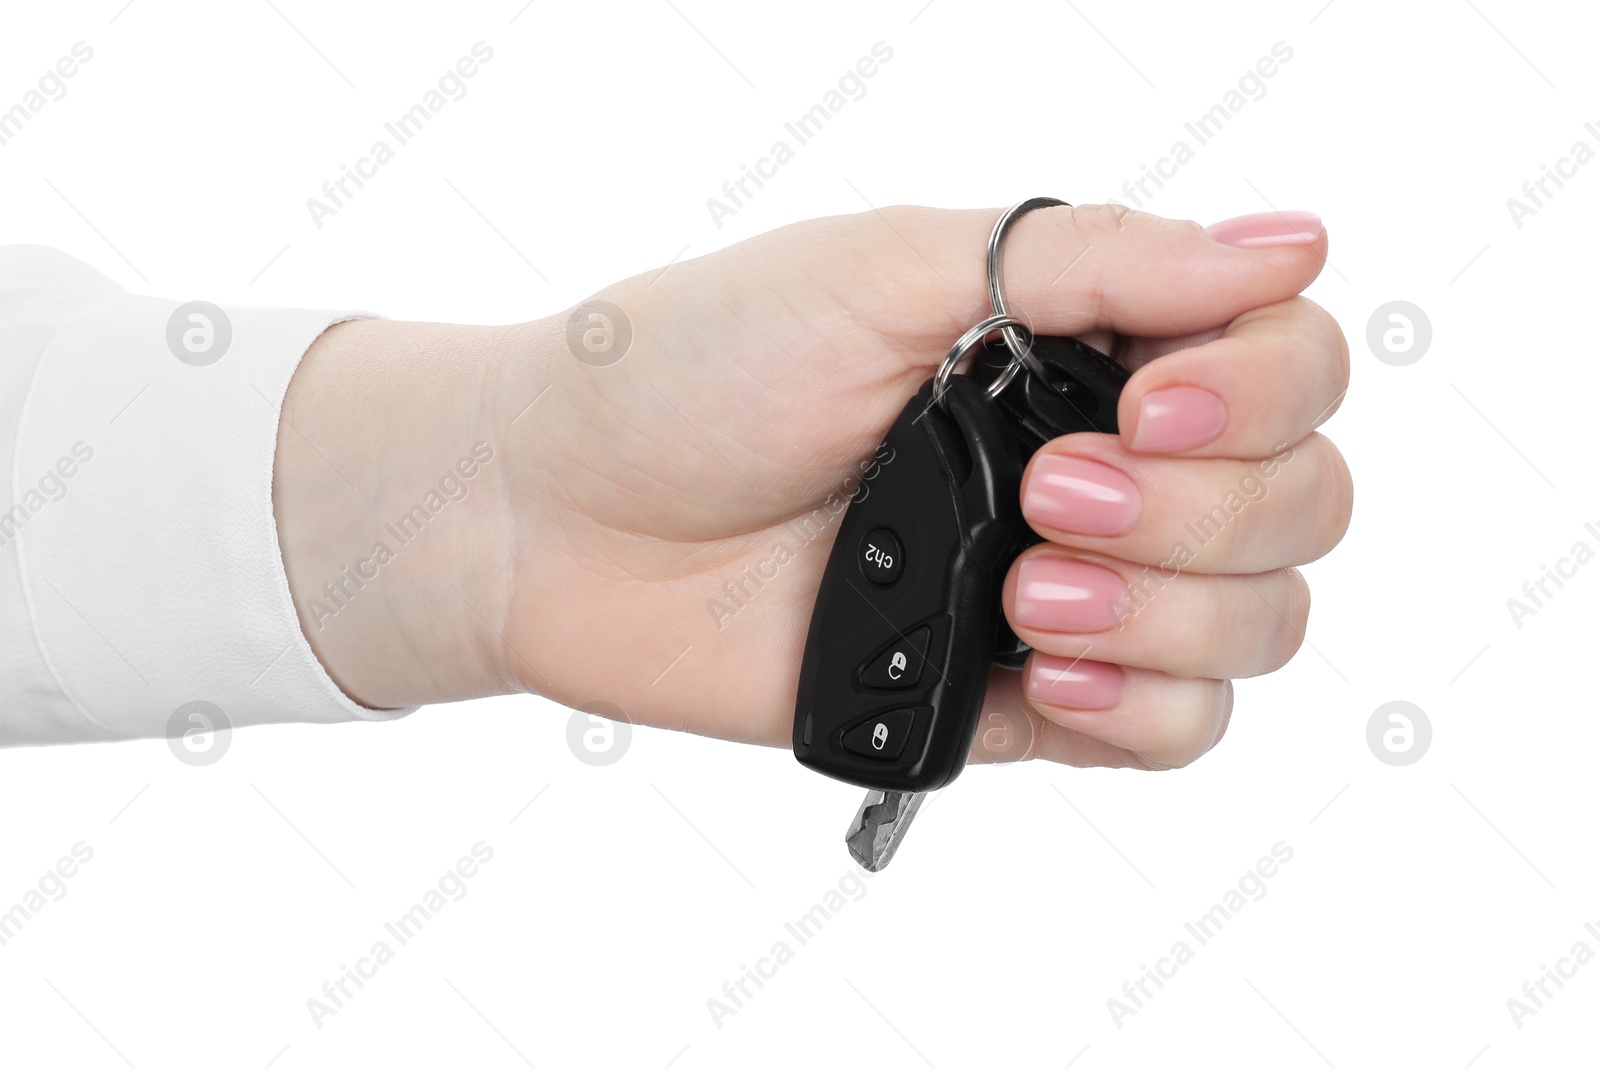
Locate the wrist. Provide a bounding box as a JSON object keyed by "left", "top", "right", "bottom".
{"left": 273, "top": 317, "right": 526, "bottom": 709}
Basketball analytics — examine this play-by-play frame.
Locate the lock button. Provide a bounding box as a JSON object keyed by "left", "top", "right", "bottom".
{"left": 860, "top": 627, "right": 931, "bottom": 690}
{"left": 840, "top": 707, "right": 918, "bottom": 761}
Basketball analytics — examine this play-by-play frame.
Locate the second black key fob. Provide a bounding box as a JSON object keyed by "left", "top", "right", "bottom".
{"left": 978, "top": 334, "right": 1130, "bottom": 668}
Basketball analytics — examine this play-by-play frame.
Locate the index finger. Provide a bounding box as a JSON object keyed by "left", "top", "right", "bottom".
{"left": 1119, "top": 296, "right": 1350, "bottom": 458}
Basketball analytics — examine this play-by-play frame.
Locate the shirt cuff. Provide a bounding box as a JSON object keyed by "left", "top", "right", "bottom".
{"left": 12, "top": 291, "right": 415, "bottom": 743}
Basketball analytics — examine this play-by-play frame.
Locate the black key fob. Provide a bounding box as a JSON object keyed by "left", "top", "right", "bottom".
{"left": 793, "top": 336, "right": 1129, "bottom": 793}
{"left": 793, "top": 374, "right": 1020, "bottom": 793}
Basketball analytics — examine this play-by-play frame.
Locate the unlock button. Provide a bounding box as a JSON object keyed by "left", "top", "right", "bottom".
{"left": 860, "top": 627, "right": 931, "bottom": 690}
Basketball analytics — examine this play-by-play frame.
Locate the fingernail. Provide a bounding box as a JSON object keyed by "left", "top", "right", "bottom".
{"left": 1027, "top": 654, "right": 1123, "bottom": 710}
{"left": 1131, "top": 386, "right": 1227, "bottom": 452}
{"left": 1014, "top": 558, "right": 1128, "bottom": 633}
{"left": 1023, "top": 455, "right": 1140, "bottom": 537}
{"left": 1204, "top": 210, "right": 1322, "bottom": 248}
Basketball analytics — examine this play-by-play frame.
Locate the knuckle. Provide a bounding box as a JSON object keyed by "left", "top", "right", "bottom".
{"left": 1257, "top": 568, "right": 1311, "bottom": 674}
{"left": 1307, "top": 434, "right": 1355, "bottom": 557}
{"left": 1063, "top": 203, "right": 1134, "bottom": 236}
{"left": 1149, "top": 680, "right": 1233, "bottom": 769}
{"left": 1301, "top": 297, "right": 1352, "bottom": 414}
{"left": 1060, "top": 203, "right": 1181, "bottom": 239}
{"left": 1210, "top": 679, "right": 1235, "bottom": 749}
{"left": 1313, "top": 300, "right": 1352, "bottom": 386}
{"left": 1241, "top": 436, "right": 1350, "bottom": 570}
{"left": 1196, "top": 574, "right": 1240, "bottom": 674}
{"left": 1045, "top": 204, "right": 1179, "bottom": 323}
{"left": 1281, "top": 565, "right": 1313, "bottom": 630}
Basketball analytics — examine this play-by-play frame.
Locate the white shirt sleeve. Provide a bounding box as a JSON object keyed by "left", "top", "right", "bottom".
{"left": 1, "top": 246, "right": 413, "bottom": 745}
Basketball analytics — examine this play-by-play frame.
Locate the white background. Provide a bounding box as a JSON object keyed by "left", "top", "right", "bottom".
{"left": 3, "top": 0, "right": 1598, "bottom": 1065}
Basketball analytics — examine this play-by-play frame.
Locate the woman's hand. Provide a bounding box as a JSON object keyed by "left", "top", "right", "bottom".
{"left": 274, "top": 204, "right": 1351, "bottom": 772}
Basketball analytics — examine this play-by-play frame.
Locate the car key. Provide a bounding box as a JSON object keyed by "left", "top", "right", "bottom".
{"left": 793, "top": 351, "right": 1021, "bottom": 870}
{"left": 793, "top": 320, "right": 1129, "bottom": 871}
{"left": 793, "top": 197, "right": 1134, "bottom": 871}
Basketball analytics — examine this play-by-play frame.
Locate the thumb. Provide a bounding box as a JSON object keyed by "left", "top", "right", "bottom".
{"left": 888, "top": 203, "right": 1327, "bottom": 342}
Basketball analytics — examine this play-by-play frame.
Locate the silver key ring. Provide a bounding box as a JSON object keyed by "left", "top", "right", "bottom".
{"left": 987, "top": 196, "right": 1067, "bottom": 382}
{"left": 933, "top": 313, "right": 1034, "bottom": 402}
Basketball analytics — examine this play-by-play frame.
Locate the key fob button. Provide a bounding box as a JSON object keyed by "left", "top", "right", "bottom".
{"left": 860, "top": 627, "right": 931, "bottom": 689}
{"left": 859, "top": 527, "right": 904, "bottom": 585}
{"left": 841, "top": 708, "right": 918, "bottom": 760}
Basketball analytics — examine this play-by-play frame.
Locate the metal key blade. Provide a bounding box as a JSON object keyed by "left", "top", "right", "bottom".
{"left": 845, "top": 789, "right": 927, "bottom": 871}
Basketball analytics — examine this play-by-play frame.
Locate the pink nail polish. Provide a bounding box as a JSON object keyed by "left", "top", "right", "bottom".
{"left": 1130, "top": 386, "right": 1227, "bottom": 453}
{"left": 1023, "top": 455, "right": 1140, "bottom": 537}
{"left": 1027, "top": 653, "right": 1123, "bottom": 710}
{"left": 1014, "top": 558, "right": 1128, "bottom": 633}
{"left": 1204, "top": 210, "right": 1322, "bottom": 248}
